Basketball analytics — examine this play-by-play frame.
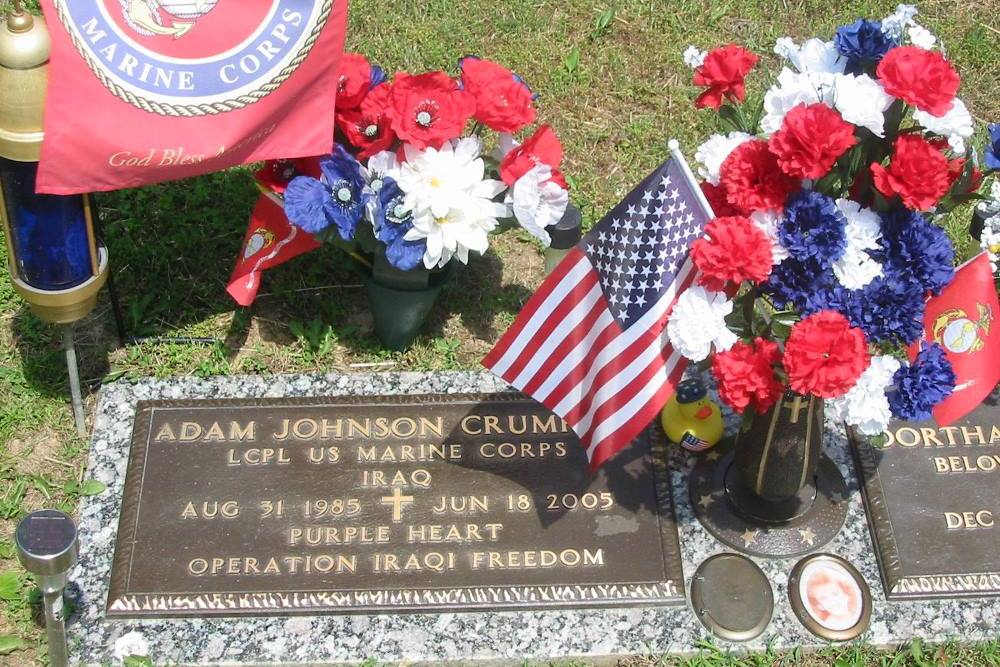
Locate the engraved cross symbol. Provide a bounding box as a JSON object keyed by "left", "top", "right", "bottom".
{"left": 380, "top": 487, "right": 414, "bottom": 523}
{"left": 782, "top": 396, "right": 807, "bottom": 424}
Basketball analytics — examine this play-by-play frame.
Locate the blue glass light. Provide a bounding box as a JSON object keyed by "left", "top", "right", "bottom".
{"left": 1, "top": 157, "right": 92, "bottom": 290}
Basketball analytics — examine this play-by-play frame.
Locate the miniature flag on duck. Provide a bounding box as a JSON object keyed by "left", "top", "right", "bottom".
{"left": 483, "top": 141, "right": 711, "bottom": 470}
{"left": 918, "top": 252, "right": 1000, "bottom": 426}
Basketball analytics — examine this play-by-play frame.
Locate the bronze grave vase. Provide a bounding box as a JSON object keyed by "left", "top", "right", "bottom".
{"left": 729, "top": 391, "right": 823, "bottom": 524}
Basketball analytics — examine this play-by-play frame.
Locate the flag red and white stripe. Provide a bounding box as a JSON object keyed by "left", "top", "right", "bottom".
{"left": 484, "top": 144, "right": 713, "bottom": 470}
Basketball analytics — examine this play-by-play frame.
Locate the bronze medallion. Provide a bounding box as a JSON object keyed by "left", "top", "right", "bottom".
{"left": 107, "top": 393, "right": 685, "bottom": 617}
{"left": 689, "top": 553, "right": 773, "bottom": 642}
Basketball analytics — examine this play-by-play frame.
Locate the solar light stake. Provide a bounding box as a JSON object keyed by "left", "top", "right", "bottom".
{"left": 62, "top": 326, "right": 86, "bottom": 436}
{"left": 15, "top": 510, "right": 78, "bottom": 667}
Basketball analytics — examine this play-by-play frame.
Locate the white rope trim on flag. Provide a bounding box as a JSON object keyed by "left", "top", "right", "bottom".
{"left": 243, "top": 226, "right": 300, "bottom": 289}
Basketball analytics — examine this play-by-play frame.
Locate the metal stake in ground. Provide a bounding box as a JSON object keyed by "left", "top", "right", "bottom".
{"left": 62, "top": 325, "right": 86, "bottom": 437}
{"left": 15, "top": 510, "right": 79, "bottom": 667}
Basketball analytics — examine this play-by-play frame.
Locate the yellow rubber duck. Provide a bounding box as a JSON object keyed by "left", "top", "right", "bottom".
{"left": 661, "top": 379, "right": 723, "bottom": 452}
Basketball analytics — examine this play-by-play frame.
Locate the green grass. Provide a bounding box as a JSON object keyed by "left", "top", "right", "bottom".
{"left": 1, "top": 0, "right": 999, "bottom": 664}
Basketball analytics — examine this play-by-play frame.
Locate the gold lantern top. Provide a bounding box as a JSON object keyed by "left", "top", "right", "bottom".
{"left": 0, "top": 3, "right": 51, "bottom": 162}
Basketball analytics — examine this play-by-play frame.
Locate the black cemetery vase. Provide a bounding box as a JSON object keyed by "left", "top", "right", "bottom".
{"left": 728, "top": 391, "right": 823, "bottom": 524}
{"left": 361, "top": 251, "right": 453, "bottom": 351}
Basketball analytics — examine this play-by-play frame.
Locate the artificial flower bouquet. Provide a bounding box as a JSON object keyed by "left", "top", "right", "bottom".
{"left": 263, "top": 53, "right": 571, "bottom": 275}
{"left": 669, "top": 4, "right": 997, "bottom": 438}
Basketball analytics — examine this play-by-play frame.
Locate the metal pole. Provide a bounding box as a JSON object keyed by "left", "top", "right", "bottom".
{"left": 62, "top": 326, "right": 86, "bottom": 437}
{"left": 42, "top": 589, "right": 68, "bottom": 667}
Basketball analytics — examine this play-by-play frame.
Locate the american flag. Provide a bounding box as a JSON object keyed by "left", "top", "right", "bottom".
{"left": 483, "top": 143, "right": 714, "bottom": 470}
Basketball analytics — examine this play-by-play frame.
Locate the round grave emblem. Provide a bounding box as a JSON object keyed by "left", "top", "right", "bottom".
{"left": 52, "top": 0, "right": 333, "bottom": 116}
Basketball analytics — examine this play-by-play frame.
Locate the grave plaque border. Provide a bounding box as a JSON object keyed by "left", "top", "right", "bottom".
{"left": 106, "top": 393, "right": 686, "bottom": 617}
{"left": 851, "top": 424, "right": 1000, "bottom": 601}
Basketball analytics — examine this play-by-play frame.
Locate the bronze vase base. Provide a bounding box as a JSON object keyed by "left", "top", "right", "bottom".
{"left": 690, "top": 441, "right": 849, "bottom": 559}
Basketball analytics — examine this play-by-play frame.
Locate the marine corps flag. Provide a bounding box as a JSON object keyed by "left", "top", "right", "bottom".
{"left": 917, "top": 252, "right": 1000, "bottom": 426}
{"left": 36, "top": 0, "right": 347, "bottom": 194}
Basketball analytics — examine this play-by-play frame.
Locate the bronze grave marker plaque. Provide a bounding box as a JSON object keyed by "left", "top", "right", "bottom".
{"left": 851, "top": 397, "right": 1000, "bottom": 600}
{"left": 108, "top": 393, "right": 685, "bottom": 616}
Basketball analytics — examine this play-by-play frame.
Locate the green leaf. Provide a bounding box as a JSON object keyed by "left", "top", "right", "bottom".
{"left": 0, "top": 571, "right": 21, "bottom": 601}
{"left": 80, "top": 480, "right": 107, "bottom": 496}
{"left": 124, "top": 656, "right": 154, "bottom": 667}
{"left": 563, "top": 47, "right": 580, "bottom": 74}
{"left": 0, "top": 636, "right": 27, "bottom": 655}
{"left": 592, "top": 7, "right": 615, "bottom": 37}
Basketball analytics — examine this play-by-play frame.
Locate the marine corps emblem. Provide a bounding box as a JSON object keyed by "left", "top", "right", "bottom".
{"left": 243, "top": 227, "right": 277, "bottom": 260}
{"left": 933, "top": 304, "right": 994, "bottom": 354}
{"left": 52, "top": 0, "right": 333, "bottom": 115}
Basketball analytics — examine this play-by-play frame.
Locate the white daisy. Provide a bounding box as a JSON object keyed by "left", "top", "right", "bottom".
{"left": 396, "top": 137, "right": 502, "bottom": 220}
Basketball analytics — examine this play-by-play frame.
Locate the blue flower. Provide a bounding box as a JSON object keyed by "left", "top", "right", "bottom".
{"left": 888, "top": 344, "right": 956, "bottom": 421}
{"left": 986, "top": 123, "right": 1000, "bottom": 171}
{"left": 284, "top": 176, "right": 331, "bottom": 235}
{"left": 879, "top": 209, "right": 954, "bottom": 296}
{"left": 370, "top": 64, "right": 388, "bottom": 88}
{"left": 834, "top": 19, "right": 897, "bottom": 74}
{"left": 765, "top": 256, "right": 839, "bottom": 315}
{"left": 375, "top": 178, "right": 426, "bottom": 271}
{"left": 779, "top": 190, "right": 848, "bottom": 269}
{"left": 831, "top": 275, "right": 926, "bottom": 346}
{"left": 317, "top": 144, "right": 371, "bottom": 241}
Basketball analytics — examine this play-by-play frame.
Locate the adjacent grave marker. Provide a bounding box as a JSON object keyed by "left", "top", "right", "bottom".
{"left": 851, "top": 398, "right": 1000, "bottom": 600}
{"left": 108, "top": 393, "right": 685, "bottom": 616}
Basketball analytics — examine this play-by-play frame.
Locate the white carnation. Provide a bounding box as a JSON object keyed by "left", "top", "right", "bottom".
{"left": 778, "top": 38, "right": 846, "bottom": 75}
{"left": 908, "top": 23, "right": 937, "bottom": 49}
{"left": 749, "top": 210, "right": 789, "bottom": 264}
{"left": 665, "top": 286, "right": 737, "bottom": 362}
{"left": 832, "top": 199, "right": 883, "bottom": 290}
{"left": 914, "top": 99, "right": 974, "bottom": 154}
{"left": 827, "top": 355, "right": 902, "bottom": 436}
{"left": 881, "top": 4, "right": 919, "bottom": 41}
{"left": 694, "top": 132, "right": 752, "bottom": 186}
{"left": 832, "top": 73, "right": 894, "bottom": 137}
{"left": 761, "top": 68, "right": 835, "bottom": 135}
{"left": 773, "top": 37, "right": 798, "bottom": 61}
{"left": 113, "top": 631, "right": 150, "bottom": 663}
{"left": 683, "top": 45, "right": 707, "bottom": 69}
{"left": 981, "top": 217, "right": 1000, "bottom": 274}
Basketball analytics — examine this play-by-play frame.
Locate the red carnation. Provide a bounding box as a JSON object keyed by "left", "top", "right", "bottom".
{"left": 719, "top": 140, "right": 799, "bottom": 214}
{"left": 337, "top": 84, "right": 397, "bottom": 160}
{"left": 871, "top": 135, "right": 952, "bottom": 211}
{"left": 783, "top": 311, "right": 869, "bottom": 399}
{"left": 768, "top": 103, "right": 857, "bottom": 180}
{"left": 460, "top": 57, "right": 537, "bottom": 133}
{"left": 691, "top": 216, "right": 773, "bottom": 291}
{"left": 711, "top": 338, "right": 785, "bottom": 415}
{"left": 876, "top": 46, "right": 960, "bottom": 116}
{"left": 387, "top": 71, "right": 475, "bottom": 150}
{"left": 499, "top": 125, "right": 567, "bottom": 188}
{"left": 693, "top": 45, "right": 759, "bottom": 110}
{"left": 336, "top": 53, "right": 373, "bottom": 110}
{"left": 700, "top": 182, "right": 745, "bottom": 217}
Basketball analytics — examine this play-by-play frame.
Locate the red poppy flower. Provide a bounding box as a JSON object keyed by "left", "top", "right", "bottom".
{"left": 255, "top": 158, "right": 322, "bottom": 194}
{"left": 768, "top": 103, "right": 857, "bottom": 180}
{"left": 691, "top": 216, "right": 773, "bottom": 291}
{"left": 719, "top": 140, "right": 799, "bottom": 214}
{"left": 876, "top": 46, "right": 960, "bottom": 116}
{"left": 871, "top": 135, "right": 952, "bottom": 211}
{"left": 386, "top": 71, "right": 475, "bottom": 150}
{"left": 783, "top": 311, "right": 869, "bottom": 398}
{"left": 336, "top": 53, "right": 373, "bottom": 110}
{"left": 711, "top": 337, "right": 785, "bottom": 414}
{"left": 460, "top": 57, "right": 537, "bottom": 133}
{"left": 336, "top": 84, "right": 397, "bottom": 160}
{"left": 693, "top": 45, "right": 759, "bottom": 110}
{"left": 499, "top": 125, "right": 567, "bottom": 187}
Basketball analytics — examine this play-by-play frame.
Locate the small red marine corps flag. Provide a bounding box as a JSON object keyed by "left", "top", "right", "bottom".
{"left": 916, "top": 252, "right": 1000, "bottom": 425}
{"left": 37, "top": 0, "right": 348, "bottom": 194}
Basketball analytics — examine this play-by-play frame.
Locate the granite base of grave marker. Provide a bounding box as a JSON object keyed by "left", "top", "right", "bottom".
{"left": 69, "top": 372, "right": 1000, "bottom": 665}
